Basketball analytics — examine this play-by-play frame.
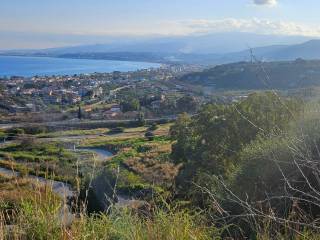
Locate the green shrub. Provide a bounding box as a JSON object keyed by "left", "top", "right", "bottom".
{"left": 6, "top": 128, "right": 25, "bottom": 136}
{"left": 148, "top": 123, "right": 158, "bottom": 131}
{"left": 145, "top": 131, "right": 155, "bottom": 141}
{"left": 22, "top": 125, "right": 48, "bottom": 135}
{"left": 231, "top": 136, "right": 297, "bottom": 201}
{"left": 108, "top": 127, "right": 124, "bottom": 134}
{"left": 136, "top": 145, "right": 152, "bottom": 153}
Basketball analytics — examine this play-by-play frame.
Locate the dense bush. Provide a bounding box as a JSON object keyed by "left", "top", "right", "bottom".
{"left": 22, "top": 125, "right": 48, "bottom": 135}
{"left": 231, "top": 114, "right": 320, "bottom": 209}
{"left": 108, "top": 127, "right": 124, "bottom": 134}
{"left": 148, "top": 123, "right": 158, "bottom": 131}
{"left": 189, "top": 99, "right": 320, "bottom": 238}
{"left": 171, "top": 92, "right": 302, "bottom": 194}
{"left": 176, "top": 95, "right": 199, "bottom": 113}
{"left": 136, "top": 111, "right": 146, "bottom": 126}
{"left": 6, "top": 128, "right": 25, "bottom": 136}
{"left": 145, "top": 131, "right": 155, "bottom": 141}
{"left": 121, "top": 98, "right": 140, "bottom": 112}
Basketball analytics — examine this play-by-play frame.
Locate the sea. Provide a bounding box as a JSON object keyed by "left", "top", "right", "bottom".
{"left": 0, "top": 55, "right": 160, "bottom": 77}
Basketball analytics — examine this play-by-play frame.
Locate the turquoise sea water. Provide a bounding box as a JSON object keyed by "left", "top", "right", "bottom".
{"left": 0, "top": 55, "right": 160, "bottom": 77}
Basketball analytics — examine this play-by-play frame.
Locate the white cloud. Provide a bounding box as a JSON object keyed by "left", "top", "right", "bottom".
{"left": 171, "top": 18, "right": 320, "bottom": 37}
{"left": 253, "top": 0, "right": 277, "bottom": 6}
{"left": 2, "top": 18, "right": 320, "bottom": 39}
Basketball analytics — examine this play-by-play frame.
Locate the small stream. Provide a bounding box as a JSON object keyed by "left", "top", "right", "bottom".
{"left": 0, "top": 166, "right": 75, "bottom": 225}
{"left": 76, "top": 147, "right": 113, "bottom": 161}
{"left": 0, "top": 147, "right": 139, "bottom": 217}
{"left": 0, "top": 167, "right": 18, "bottom": 177}
{"left": 0, "top": 167, "right": 74, "bottom": 199}
{"left": 0, "top": 147, "right": 113, "bottom": 199}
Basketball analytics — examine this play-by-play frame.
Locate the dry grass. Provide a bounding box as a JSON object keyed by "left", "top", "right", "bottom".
{"left": 0, "top": 173, "right": 216, "bottom": 240}
{"left": 122, "top": 142, "right": 180, "bottom": 186}
{"left": 79, "top": 124, "right": 170, "bottom": 147}
{"left": 37, "top": 128, "right": 109, "bottom": 138}
{"left": 124, "top": 157, "right": 180, "bottom": 186}
{"left": 0, "top": 173, "right": 61, "bottom": 204}
{"left": 153, "top": 123, "right": 173, "bottom": 136}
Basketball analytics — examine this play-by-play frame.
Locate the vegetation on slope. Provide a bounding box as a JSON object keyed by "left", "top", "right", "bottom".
{"left": 0, "top": 173, "right": 216, "bottom": 240}
{"left": 180, "top": 59, "right": 320, "bottom": 90}
{"left": 4, "top": 91, "right": 320, "bottom": 239}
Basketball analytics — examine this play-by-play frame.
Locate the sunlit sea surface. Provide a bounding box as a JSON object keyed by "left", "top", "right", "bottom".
{"left": 0, "top": 55, "right": 160, "bottom": 77}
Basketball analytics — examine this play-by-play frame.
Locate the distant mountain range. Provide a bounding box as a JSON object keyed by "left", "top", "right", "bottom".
{"left": 1, "top": 32, "right": 320, "bottom": 64}
{"left": 218, "top": 39, "right": 320, "bottom": 63}
{"left": 0, "top": 32, "right": 310, "bottom": 54}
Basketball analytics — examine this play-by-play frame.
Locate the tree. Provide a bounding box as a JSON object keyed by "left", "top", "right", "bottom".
{"left": 171, "top": 92, "right": 302, "bottom": 197}
{"left": 137, "top": 112, "right": 146, "bottom": 126}
{"left": 170, "top": 113, "right": 194, "bottom": 163}
{"left": 176, "top": 95, "right": 198, "bottom": 113}
{"left": 121, "top": 98, "right": 140, "bottom": 112}
{"left": 78, "top": 105, "right": 83, "bottom": 120}
{"left": 148, "top": 123, "right": 158, "bottom": 131}
{"left": 145, "top": 131, "right": 154, "bottom": 141}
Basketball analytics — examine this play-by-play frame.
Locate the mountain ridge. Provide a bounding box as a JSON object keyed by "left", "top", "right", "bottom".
{"left": 179, "top": 59, "right": 320, "bottom": 90}
{"left": 1, "top": 34, "right": 320, "bottom": 64}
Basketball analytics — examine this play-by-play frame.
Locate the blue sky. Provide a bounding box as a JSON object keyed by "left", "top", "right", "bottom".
{"left": 1, "top": 0, "right": 320, "bottom": 48}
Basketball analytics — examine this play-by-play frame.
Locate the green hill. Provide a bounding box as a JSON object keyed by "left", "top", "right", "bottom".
{"left": 180, "top": 59, "right": 320, "bottom": 90}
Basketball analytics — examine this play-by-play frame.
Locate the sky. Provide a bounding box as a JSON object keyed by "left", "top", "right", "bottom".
{"left": 1, "top": 0, "right": 320, "bottom": 49}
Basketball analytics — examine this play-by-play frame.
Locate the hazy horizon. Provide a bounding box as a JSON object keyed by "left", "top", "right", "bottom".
{"left": 1, "top": 0, "right": 320, "bottom": 50}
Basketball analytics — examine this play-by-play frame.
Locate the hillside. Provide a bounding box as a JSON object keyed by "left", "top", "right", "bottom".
{"left": 54, "top": 39, "right": 320, "bottom": 64}
{"left": 58, "top": 40, "right": 320, "bottom": 64}
{"left": 0, "top": 33, "right": 313, "bottom": 65}
{"left": 218, "top": 39, "right": 320, "bottom": 63}
{"left": 0, "top": 32, "right": 309, "bottom": 55}
{"left": 180, "top": 59, "right": 320, "bottom": 90}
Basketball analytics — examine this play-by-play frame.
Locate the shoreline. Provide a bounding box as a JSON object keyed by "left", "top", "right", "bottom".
{"left": 0, "top": 55, "right": 163, "bottom": 78}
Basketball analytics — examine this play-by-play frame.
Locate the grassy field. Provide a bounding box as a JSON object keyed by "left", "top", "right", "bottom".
{"left": 0, "top": 173, "right": 215, "bottom": 240}
{"left": 0, "top": 123, "right": 174, "bottom": 189}
{"left": 0, "top": 122, "right": 200, "bottom": 237}
{"left": 78, "top": 123, "right": 172, "bottom": 146}
{"left": 37, "top": 128, "right": 109, "bottom": 138}
{"left": 95, "top": 135, "right": 178, "bottom": 198}
{"left": 76, "top": 123, "right": 177, "bottom": 198}
{"left": 0, "top": 122, "right": 217, "bottom": 239}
